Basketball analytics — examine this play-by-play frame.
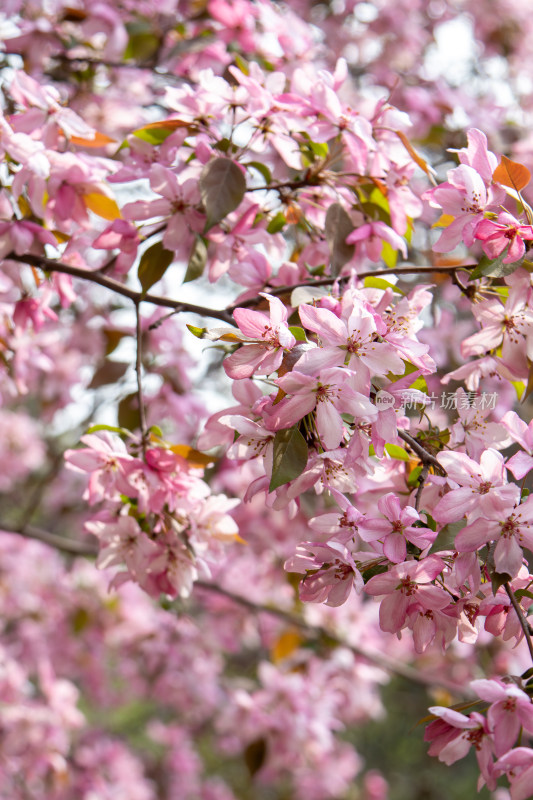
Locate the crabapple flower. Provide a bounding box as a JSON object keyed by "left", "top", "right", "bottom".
{"left": 449, "top": 387, "right": 511, "bottom": 460}
{"left": 284, "top": 540, "right": 363, "bottom": 606}
{"left": 424, "top": 707, "right": 496, "bottom": 790}
{"left": 221, "top": 293, "right": 296, "bottom": 379}
{"left": 433, "top": 449, "right": 517, "bottom": 524}
{"left": 357, "top": 493, "right": 435, "bottom": 563}
{"left": 264, "top": 366, "right": 377, "bottom": 450}
{"left": 501, "top": 410, "right": 533, "bottom": 479}
{"left": 494, "top": 748, "right": 533, "bottom": 800}
{"left": 474, "top": 212, "right": 533, "bottom": 264}
{"left": 345, "top": 220, "right": 407, "bottom": 262}
{"left": 454, "top": 493, "right": 533, "bottom": 578}
{"left": 64, "top": 431, "right": 135, "bottom": 504}
{"left": 425, "top": 163, "right": 502, "bottom": 252}
{"left": 364, "top": 556, "right": 449, "bottom": 635}
{"left": 471, "top": 679, "right": 533, "bottom": 757}
{"left": 460, "top": 270, "right": 533, "bottom": 368}
{"left": 297, "top": 298, "right": 404, "bottom": 377}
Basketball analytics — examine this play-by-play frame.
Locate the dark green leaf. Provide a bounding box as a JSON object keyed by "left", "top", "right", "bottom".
{"left": 269, "top": 428, "right": 308, "bottom": 491}
{"left": 491, "top": 570, "right": 512, "bottom": 595}
{"left": 325, "top": 203, "right": 355, "bottom": 277}
{"left": 138, "top": 241, "right": 174, "bottom": 294}
{"left": 428, "top": 520, "right": 466, "bottom": 555}
{"left": 184, "top": 236, "right": 207, "bottom": 283}
{"left": 199, "top": 157, "right": 246, "bottom": 230}
{"left": 469, "top": 247, "right": 523, "bottom": 281}
{"left": 244, "top": 161, "right": 272, "bottom": 184}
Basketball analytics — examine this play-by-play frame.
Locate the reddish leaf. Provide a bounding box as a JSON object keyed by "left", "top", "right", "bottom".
{"left": 199, "top": 158, "right": 246, "bottom": 230}
{"left": 69, "top": 130, "right": 116, "bottom": 147}
{"left": 493, "top": 155, "right": 531, "bottom": 192}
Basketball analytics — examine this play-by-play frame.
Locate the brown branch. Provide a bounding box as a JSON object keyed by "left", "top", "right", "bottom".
{"left": 3, "top": 523, "right": 466, "bottom": 695}
{"left": 195, "top": 580, "right": 468, "bottom": 696}
{"left": 135, "top": 301, "right": 149, "bottom": 452}
{"left": 414, "top": 464, "right": 430, "bottom": 512}
{"left": 504, "top": 582, "right": 533, "bottom": 665}
{"left": 3, "top": 525, "right": 97, "bottom": 557}
{"left": 8, "top": 252, "right": 235, "bottom": 325}
{"left": 229, "top": 264, "right": 475, "bottom": 311}
{"left": 398, "top": 430, "right": 446, "bottom": 475}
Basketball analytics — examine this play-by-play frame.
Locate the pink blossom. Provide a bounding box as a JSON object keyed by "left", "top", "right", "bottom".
{"left": 357, "top": 493, "right": 435, "bottom": 563}
{"left": 345, "top": 220, "right": 407, "bottom": 262}
{"left": 433, "top": 449, "right": 517, "bottom": 524}
{"left": 364, "top": 557, "right": 449, "bottom": 634}
{"left": 285, "top": 540, "right": 363, "bottom": 606}
{"left": 265, "top": 366, "right": 377, "bottom": 450}
{"left": 221, "top": 293, "right": 296, "bottom": 379}
{"left": 474, "top": 212, "right": 533, "bottom": 263}
{"left": 471, "top": 679, "right": 533, "bottom": 756}
{"left": 454, "top": 493, "right": 533, "bottom": 578}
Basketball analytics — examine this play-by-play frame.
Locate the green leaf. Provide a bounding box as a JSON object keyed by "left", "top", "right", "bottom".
{"left": 407, "top": 465, "right": 422, "bottom": 487}
{"left": 308, "top": 140, "right": 328, "bottom": 158}
{"left": 269, "top": 428, "right": 308, "bottom": 491}
{"left": 138, "top": 241, "right": 174, "bottom": 295}
{"left": 363, "top": 276, "right": 405, "bottom": 295}
{"left": 199, "top": 157, "right": 246, "bottom": 230}
{"left": 233, "top": 53, "right": 249, "bottom": 75}
{"left": 123, "top": 29, "right": 160, "bottom": 62}
{"left": 384, "top": 443, "right": 410, "bottom": 461}
{"left": 288, "top": 326, "right": 307, "bottom": 342}
{"left": 428, "top": 520, "right": 466, "bottom": 555}
{"left": 132, "top": 119, "right": 191, "bottom": 146}
{"left": 381, "top": 239, "right": 398, "bottom": 268}
{"left": 184, "top": 236, "right": 207, "bottom": 283}
{"left": 491, "top": 570, "right": 512, "bottom": 595}
{"left": 245, "top": 161, "right": 272, "bottom": 184}
{"left": 86, "top": 424, "right": 128, "bottom": 435}
{"left": 514, "top": 589, "right": 533, "bottom": 602}
{"left": 469, "top": 247, "right": 524, "bottom": 281}
{"left": 325, "top": 203, "right": 355, "bottom": 277}
{"left": 267, "top": 211, "right": 286, "bottom": 234}
{"left": 186, "top": 324, "right": 207, "bottom": 339}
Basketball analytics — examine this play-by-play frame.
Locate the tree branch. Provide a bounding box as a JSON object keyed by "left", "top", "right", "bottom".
{"left": 134, "top": 300, "right": 149, "bottom": 452}
{"left": 228, "top": 264, "right": 475, "bottom": 311}
{"left": 1, "top": 524, "right": 466, "bottom": 695}
{"left": 8, "top": 252, "right": 235, "bottom": 325}
{"left": 195, "top": 580, "right": 468, "bottom": 696}
{"left": 2, "top": 525, "right": 98, "bottom": 557}
{"left": 398, "top": 430, "right": 446, "bottom": 475}
{"left": 504, "top": 582, "right": 533, "bottom": 665}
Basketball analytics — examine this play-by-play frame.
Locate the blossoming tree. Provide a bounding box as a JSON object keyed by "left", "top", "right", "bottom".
{"left": 2, "top": 0, "right": 533, "bottom": 798}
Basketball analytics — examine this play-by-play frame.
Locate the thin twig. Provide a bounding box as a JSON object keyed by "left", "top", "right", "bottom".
{"left": 3, "top": 525, "right": 97, "bottom": 557}
{"left": 195, "top": 580, "right": 468, "bottom": 696}
{"left": 504, "top": 582, "right": 533, "bottom": 665}
{"left": 414, "top": 464, "right": 430, "bottom": 512}
{"left": 398, "top": 430, "right": 446, "bottom": 475}
{"left": 1, "top": 524, "right": 466, "bottom": 694}
{"left": 228, "top": 265, "right": 475, "bottom": 311}
{"left": 8, "top": 252, "right": 235, "bottom": 325}
{"left": 134, "top": 301, "right": 148, "bottom": 452}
